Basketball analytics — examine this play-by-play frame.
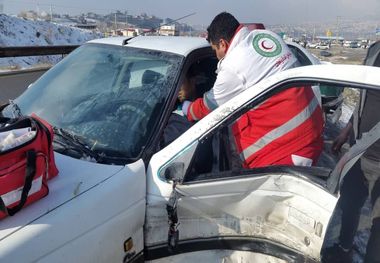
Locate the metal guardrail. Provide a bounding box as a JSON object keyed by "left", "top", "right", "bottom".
{"left": 0, "top": 45, "right": 80, "bottom": 58}
{"left": 0, "top": 45, "right": 80, "bottom": 103}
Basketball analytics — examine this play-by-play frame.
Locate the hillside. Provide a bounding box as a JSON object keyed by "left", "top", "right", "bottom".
{"left": 0, "top": 14, "right": 102, "bottom": 70}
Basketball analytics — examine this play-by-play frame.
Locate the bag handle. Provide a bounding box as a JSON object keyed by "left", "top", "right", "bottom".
{"left": 30, "top": 116, "right": 52, "bottom": 152}
{"left": 0, "top": 150, "right": 37, "bottom": 216}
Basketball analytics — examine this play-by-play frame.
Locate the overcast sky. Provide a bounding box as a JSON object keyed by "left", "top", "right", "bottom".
{"left": 2, "top": 0, "right": 380, "bottom": 26}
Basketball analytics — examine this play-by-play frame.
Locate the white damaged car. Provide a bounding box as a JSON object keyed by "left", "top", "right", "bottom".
{"left": 1, "top": 36, "right": 380, "bottom": 263}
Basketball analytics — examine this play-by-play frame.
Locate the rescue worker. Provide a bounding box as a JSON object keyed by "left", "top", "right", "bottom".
{"left": 181, "top": 12, "right": 324, "bottom": 168}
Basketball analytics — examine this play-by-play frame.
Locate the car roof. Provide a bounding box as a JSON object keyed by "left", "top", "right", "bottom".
{"left": 88, "top": 36, "right": 210, "bottom": 56}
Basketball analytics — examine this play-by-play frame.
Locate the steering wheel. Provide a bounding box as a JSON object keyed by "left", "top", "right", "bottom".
{"left": 114, "top": 99, "right": 153, "bottom": 144}
{"left": 115, "top": 99, "right": 147, "bottom": 118}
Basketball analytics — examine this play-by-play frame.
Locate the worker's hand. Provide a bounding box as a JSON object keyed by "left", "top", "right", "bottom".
{"left": 331, "top": 133, "right": 348, "bottom": 155}
{"left": 331, "top": 122, "right": 352, "bottom": 155}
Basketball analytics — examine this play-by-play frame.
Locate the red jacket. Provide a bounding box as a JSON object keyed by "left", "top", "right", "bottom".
{"left": 187, "top": 86, "right": 324, "bottom": 168}
{"left": 185, "top": 26, "right": 324, "bottom": 167}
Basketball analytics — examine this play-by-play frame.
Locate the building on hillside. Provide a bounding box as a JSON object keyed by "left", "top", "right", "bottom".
{"left": 108, "top": 28, "right": 144, "bottom": 37}
{"left": 159, "top": 25, "right": 179, "bottom": 36}
{"left": 120, "top": 28, "right": 143, "bottom": 37}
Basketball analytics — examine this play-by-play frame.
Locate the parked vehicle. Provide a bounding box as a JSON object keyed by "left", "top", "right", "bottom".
{"left": 307, "top": 42, "right": 318, "bottom": 48}
{"left": 1, "top": 36, "right": 380, "bottom": 263}
{"left": 316, "top": 44, "right": 330, "bottom": 50}
{"left": 349, "top": 42, "right": 359, "bottom": 48}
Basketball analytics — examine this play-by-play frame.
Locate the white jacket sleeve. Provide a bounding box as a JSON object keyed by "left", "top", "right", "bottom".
{"left": 203, "top": 66, "right": 245, "bottom": 110}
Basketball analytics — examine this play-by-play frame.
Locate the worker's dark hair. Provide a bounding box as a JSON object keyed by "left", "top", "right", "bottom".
{"left": 206, "top": 12, "right": 240, "bottom": 45}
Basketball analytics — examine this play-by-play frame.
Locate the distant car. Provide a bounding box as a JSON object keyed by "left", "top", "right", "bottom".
{"left": 349, "top": 42, "right": 359, "bottom": 48}
{"left": 307, "top": 43, "right": 318, "bottom": 48}
{"left": 1, "top": 36, "right": 380, "bottom": 263}
{"left": 316, "top": 44, "right": 330, "bottom": 50}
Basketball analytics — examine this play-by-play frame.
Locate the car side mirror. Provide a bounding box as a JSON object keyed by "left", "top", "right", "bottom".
{"left": 157, "top": 140, "right": 198, "bottom": 182}
{"left": 163, "top": 162, "right": 185, "bottom": 181}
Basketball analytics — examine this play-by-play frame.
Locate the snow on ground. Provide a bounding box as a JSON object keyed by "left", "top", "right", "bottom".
{"left": 0, "top": 14, "right": 102, "bottom": 69}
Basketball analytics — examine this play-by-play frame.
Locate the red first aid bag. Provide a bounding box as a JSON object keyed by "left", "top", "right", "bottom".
{"left": 0, "top": 115, "right": 58, "bottom": 219}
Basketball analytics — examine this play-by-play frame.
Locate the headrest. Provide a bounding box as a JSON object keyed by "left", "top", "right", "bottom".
{"left": 142, "top": 70, "right": 163, "bottom": 86}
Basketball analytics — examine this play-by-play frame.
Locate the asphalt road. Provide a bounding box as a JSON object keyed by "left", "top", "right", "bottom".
{"left": 0, "top": 68, "right": 48, "bottom": 105}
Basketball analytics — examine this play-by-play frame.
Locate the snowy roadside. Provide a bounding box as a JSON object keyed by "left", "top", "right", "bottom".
{"left": 0, "top": 14, "right": 102, "bottom": 70}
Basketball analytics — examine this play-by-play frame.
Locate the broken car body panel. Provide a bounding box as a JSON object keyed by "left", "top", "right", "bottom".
{"left": 146, "top": 64, "right": 380, "bottom": 261}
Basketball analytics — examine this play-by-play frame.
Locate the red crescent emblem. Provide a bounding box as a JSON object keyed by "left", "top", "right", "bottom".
{"left": 261, "top": 40, "right": 273, "bottom": 50}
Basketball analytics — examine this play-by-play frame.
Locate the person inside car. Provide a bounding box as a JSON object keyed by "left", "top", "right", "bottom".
{"left": 160, "top": 66, "right": 214, "bottom": 174}
{"left": 181, "top": 12, "right": 324, "bottom": 168}
{"left": 160, "top": 65, "right": 207, "bottom": 148}
{"left": 160, "top": 73, "right": 196, "bottom": 149}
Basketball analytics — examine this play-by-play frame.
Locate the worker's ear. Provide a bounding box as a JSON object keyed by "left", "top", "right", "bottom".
{"left": 219, "top": 39, "right": 229, "bottom": 53}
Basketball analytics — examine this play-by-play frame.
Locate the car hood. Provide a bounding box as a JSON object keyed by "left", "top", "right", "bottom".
{"left": 0, "top": 152, "right": 125, "bottom": 241}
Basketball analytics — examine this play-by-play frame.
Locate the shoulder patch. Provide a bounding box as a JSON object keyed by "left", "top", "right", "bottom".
{"left": 252, "top": 33, "right": 282, "bottom": 57}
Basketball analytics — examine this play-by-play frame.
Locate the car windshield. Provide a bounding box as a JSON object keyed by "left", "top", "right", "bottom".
{"left": 4, "top": 43, "right": 183, "bottom": 162}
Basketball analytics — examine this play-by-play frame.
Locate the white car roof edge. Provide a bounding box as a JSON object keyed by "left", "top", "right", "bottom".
{"left": 87, "top": 36, "right": 210, "bottom": 56}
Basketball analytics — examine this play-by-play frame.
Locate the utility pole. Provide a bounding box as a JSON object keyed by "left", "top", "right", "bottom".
{"left": 336, "top": 16, "right": 341, "bottom": 44}
{"left": 50, "top": 5, "right": 53, "bottom": 22}
{"left": 114, "top": 13, "right": 117, "bottom": 33}
{"left": 125, "top": 11, "right": 128, "bottom": 30}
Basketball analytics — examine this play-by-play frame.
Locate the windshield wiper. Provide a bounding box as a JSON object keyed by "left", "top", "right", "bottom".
{"left": 53, "top": 127, "right": 100, "bottom": 162}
